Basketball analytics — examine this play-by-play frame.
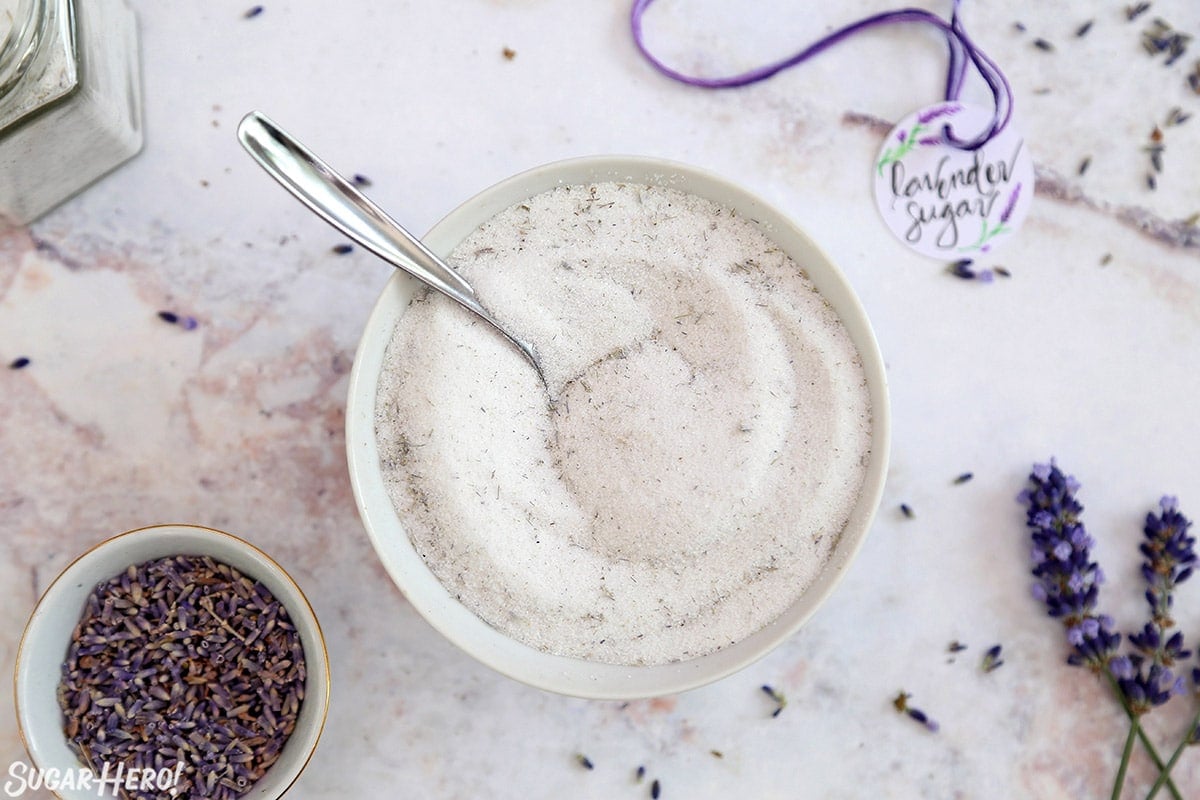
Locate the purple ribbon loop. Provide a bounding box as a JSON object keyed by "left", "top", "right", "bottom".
{"left": 630, "top": 0, "right": 1013, "bottom": 151}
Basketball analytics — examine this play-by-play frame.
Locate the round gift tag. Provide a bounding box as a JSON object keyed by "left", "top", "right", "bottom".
{"left": 873, "top": 103, "right": 1033, "bottom": 258}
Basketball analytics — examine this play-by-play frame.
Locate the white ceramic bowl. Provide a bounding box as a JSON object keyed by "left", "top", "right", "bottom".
{"left": 14, "top": 524, "right": 330, "bottom": 800}
{"left": 346, "top": 155, "right": 890, "bottom": 699}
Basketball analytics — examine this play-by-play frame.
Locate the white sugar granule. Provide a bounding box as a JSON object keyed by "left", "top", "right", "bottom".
{"left": 375, "top": 182, "right": 871, "bottom": 666}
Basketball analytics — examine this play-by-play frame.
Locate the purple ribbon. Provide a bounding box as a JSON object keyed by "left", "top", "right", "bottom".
{"left": 630, "top": 0, "right": 1013, "bottom": 150}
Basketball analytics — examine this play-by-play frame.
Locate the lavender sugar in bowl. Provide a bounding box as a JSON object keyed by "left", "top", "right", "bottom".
{"left": 347, "top": 156, "right": 890, "bottom": 699}
{"left": 15, "top": 525, "right": 330, "bottom": 800}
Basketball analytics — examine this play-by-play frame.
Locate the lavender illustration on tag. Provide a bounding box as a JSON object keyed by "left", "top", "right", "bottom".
{"left": 960, "top": 182, "right": 1021, "bottom": 253}
{"left": 875, "top": 104, "right": 960, "bottom": 176}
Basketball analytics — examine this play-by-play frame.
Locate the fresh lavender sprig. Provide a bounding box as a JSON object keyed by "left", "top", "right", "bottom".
{"left": 1137, "top": 497, "right": 1196, "bottom": 638}
{"left": 1020, "top": 462, "right": 1188, "bottom": 800}
{"left": 1020, "top": 461, "right": 1122, "bottom": 672}
{"left": 1122, "top": 498, "right": 1196, "bottom": 716}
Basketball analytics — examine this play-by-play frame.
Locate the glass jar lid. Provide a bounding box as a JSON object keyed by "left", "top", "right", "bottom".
{"left": 0, "top": 0, "right": 77, "bottom": 132}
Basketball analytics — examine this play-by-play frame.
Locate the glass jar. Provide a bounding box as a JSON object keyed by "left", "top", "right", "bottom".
{"left": 0, "top": 0, "right": 143, "bottom": 227}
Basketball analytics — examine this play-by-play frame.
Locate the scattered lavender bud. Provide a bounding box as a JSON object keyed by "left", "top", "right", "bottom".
{"left": 1165, "top": 107, "right": 1190, "bottom": 126}
{"left": 900, "top": 503, "right": 915, "bottom": 519}
{"left": 1076, "top": 20, "right": 1094, "bottom": 38}
{"left": 994, "top": 266, "right": 1012, "bottom": 278}
{"left": 158, "top": 310, "right": 198, "bottom": 330}
{"left": 9, "top": 356, "right": 30, "bottom": 369}
{"left": 1033, "top": 38, "right": 1055, "bottom": 52}
{"left": 948, "top": 641, "right": 968, "bottom": 653}
{"left": 1100, "top": 253, "right": 1113, "bottom": 266}
{"left": 651, "top": 778, "right": 662, "bottom": 799}
{"left": 947, "top": 258, "right": 976, "bottom": 280}
{"left": 893, "top": 692, "right": 938, "bottom": 732}
{"left": 1148, "top": 173, "right": 1158, "bottom": 190}
{"left": 635, "top": 765, "right": 646, "bottom": 783}
{"left": 352, "top": 173, "right": 372, "bottom": 187}
{"left": 1078, "top": 156, "right": 1091, "bottom": 176}
{"left": 332, "top": 243, "right": 354, "bottom": 255}
{"left": 907, "top": 708, "right": 940, "bottom": 732}
{"left": 709, "top": 749, "right": 723, "bottom": 758}
{"left": 1126, "top": 3, "right": 1152, "bottom": 22}
{"left": 954, "top": 472, "right": 974, "bottom": 485}
{"left": 1012, "top": 21, "right": 1027, "bottom": 33}
{"left": 576, "top": 753, "right": 595, "bottom": 770}
{"left": 244, "top": 5, "right": 264, "bottom": 18}
{"left": 761, "top": 684, "right": 787, "bottom": 717}
{"left": 981, "top": 644, "right": 1005, "bottom": 672}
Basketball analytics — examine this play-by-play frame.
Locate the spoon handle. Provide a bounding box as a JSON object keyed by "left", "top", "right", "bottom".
{"left": 236, "top": 111, "right": 488, "bottom": 318}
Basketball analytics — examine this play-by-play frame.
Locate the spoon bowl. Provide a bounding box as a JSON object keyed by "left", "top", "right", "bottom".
{"left": 236, "top": 111, "right": 545, "bottom": 384}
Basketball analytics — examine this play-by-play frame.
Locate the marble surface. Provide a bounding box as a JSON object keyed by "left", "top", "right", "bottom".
{"left": 3, "top": 1, "right": 1200, "bottom": 797}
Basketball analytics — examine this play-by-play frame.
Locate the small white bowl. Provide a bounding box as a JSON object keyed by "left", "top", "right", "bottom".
{"left": 346, "top": 155, "right": 890, "bottom": 699}
{"left": 14, "top": 524, "right": 330, "bottom": 800}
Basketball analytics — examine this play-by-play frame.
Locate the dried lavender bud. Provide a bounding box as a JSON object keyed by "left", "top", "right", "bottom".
{"left": 352, "top": 174, "right": 372, "bottom": 187}
{"left": 947, "top": 259, "right": 976, "bottom": 280}
{"left": 9, "top": 356, "right": 30, "bottom": 369}
{"left": 761, "top": 684, "right": 786, "bottom": 717}
{"left": 900, "top": 503, "right": 915, "bottom": 519}
{"left": 576, "top": 753, "right": 595, "bottom": 770}
{"left": 1012, "top": 22, "right": 1027, "bottom": 33}
{"left": 994, "top": 266, "right": 1012, "bottom": 278}
{"left": 709, "top": 750, "right": 723, "bottom": 758}
{"left": 954, "top": 472, "right": 974, "bottom": 485}
{"left": 651, "top": 778, "right": 662, "bottom": 799}
{"left": 948, "top": 641, "right": 967, "bottom": 653}
{"left": 58, "top": 556, "right": 306, "bottom": 800}
{"left": 893, "top": 692, "right": 938, "bottom": 732}
{"left": 331, "top": 243, "right": 354, "bottom": 255}
{"left": 1078, "top": 156, "right": 1091, "bottom": 176}
{"left": 1126, "top": 3, "right": 1152, "bottom": 22}
{"left": 635, "top": 765, "right": 646, "bottom": 782}
{"left": 981, "top": 644, "right": 1005, "bottom": 672}
{"left": 1165, "top": 107, "right": 1190, "bottom": 126}
{"left": 157, "top": 310, "right": 179, "bottom": 324}
{"left": 1076, "top": 20, "right": 1094, "bottom": 37}
{"left": 1033, "top": 38, "right": 1055, "bottom": 52}
{"left": 244, "top": 5, "right": 264, "bottom": 18}
{"left": 907, "top": 707, "right": 940, "bottom": 732}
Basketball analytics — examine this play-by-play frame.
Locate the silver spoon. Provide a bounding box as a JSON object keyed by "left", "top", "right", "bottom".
{"left": 236, "top": 111, "right": 544, "bottom": 383}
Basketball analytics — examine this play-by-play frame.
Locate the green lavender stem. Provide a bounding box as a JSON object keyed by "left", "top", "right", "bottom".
{"left": 1144, "top": 740, "right": 1187, "bottom": 800}
{"left": 1113, "top": 720, "right": 1140, "bottom": 800}
{"left": 1104, "top": 671, "right": 1183, "bottom": 800}
{"left": 1144, "top": 707, "right": 1200, "bottom": 800}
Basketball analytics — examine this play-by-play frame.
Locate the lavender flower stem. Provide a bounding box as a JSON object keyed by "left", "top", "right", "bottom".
{"left": 1144, "top": 706, "right": 1200, "bottom": 800}
{"left": 1105, "top": 671, "right": 1184, "bottom": 800}
{"left": 1112, "top": 720, "right": 1140, "bottom": 800}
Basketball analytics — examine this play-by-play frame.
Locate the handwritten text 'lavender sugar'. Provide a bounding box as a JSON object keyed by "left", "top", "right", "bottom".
{"left": 885, "top": 141, "right": 1025, "bottom": 251}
